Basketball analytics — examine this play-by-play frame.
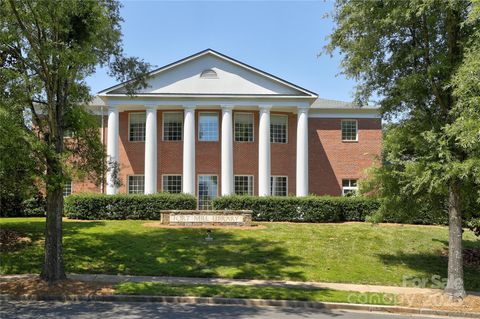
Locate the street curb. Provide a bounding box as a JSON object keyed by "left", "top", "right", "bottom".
{"left": 1, "top": 294, "right": 479, "bottom": 318}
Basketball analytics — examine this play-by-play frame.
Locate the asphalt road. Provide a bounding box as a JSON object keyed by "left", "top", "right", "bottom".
{"left": 0, "top": 301, "right": 450, "bottom": 319}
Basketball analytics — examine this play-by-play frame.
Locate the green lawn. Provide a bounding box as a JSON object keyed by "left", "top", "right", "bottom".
{"left": 1, "top": 218, "right": 479, "bottom": 290}
{"left": 114, "top": 282, "right": 397, "bottom": 305}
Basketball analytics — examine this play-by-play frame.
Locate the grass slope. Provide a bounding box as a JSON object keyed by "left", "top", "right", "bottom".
{"left": 114, "top": 282, "right": 397, "bottom": 305}
{"left": 1, "top": 218, "right": 479, "bottom": 290}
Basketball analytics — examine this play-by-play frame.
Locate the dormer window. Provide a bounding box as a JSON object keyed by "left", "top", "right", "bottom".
{"left": 200, "top": 69, "right": 218, "bottom": 79}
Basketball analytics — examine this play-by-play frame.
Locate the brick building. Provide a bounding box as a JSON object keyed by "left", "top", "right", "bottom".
{"left": 71, "top": 49, "right": 381, "bottom": 209}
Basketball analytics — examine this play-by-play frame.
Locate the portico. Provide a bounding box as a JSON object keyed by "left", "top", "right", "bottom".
{"left": 105, "top": 102, "right": 310, "bottom": 198}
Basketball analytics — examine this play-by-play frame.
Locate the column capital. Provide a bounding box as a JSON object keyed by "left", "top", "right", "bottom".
{"left": 144, "top": 103, "right": 157, "bottom": 110}
{"left": 259, "top": 105, "right": 272, "bottom": 111}
{"left": 221, "top": 105, "right": 235, "bottom": 111}
{"left": 183, "top": 103, "right": 196, "bottom": 110}
{"left": 108, "top": 105, "right": 119, "bottom": 113}
{"left": 297, "top": 107, "right": 309, "bottom": 114}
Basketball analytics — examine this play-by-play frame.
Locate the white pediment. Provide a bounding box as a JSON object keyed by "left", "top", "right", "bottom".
{"left": 103, "top": 50, "right": 316, "bottom": 97}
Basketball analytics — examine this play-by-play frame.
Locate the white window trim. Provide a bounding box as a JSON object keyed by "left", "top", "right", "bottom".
{"left": 198, "top": 112, "right": 219, "bottom": 142}
{"left": 342, "top": 179, "right": 358, "bottom": 196}
{"left": 234, "top": 112, "right": 255, "bottom": 143}
{"left": 127, "top": 174, "right": 145, "bottom": 194}
{"left": 271, "top": 175, "right": 288, "bottom": 196}
{"left": 161, "top": 174, "right": 183, "bottom": 192}
{"left": 128, "top": 112, "right": 146, "bottom": 143}
{"left": 197, "top": 174, "right": 219, "bottom": 209}
{"left": 270, "top": 114, "right": 288, "bottom": 144}
{"left": 234, "top": 174, "right": 255, "bottom": 195}
{"left": 162, "top": 111, "right": 183, "bottom": 142}
{"left": 341, "top": 119, "right": 358, "bottom": 142}
{"left": 63, "top": 181, "right": 73, "bottom": 197}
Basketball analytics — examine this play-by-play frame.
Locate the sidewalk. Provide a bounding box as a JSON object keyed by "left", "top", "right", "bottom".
{"left": 0, "top": 273, "right": 443, "bottom": 295}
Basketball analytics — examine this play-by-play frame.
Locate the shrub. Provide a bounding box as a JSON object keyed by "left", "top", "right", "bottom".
{"left": 64, "top": 193, "right": 197, "bottom": 220}
{"left": 212, "top": 195, "right": 380, "bottom": 222}
{"left": 21, "top": 192, "right": 46, "bottom": 217}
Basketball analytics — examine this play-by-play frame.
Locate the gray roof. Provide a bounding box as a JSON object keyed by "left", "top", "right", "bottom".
{"left": 311, "top": 98, "right": 379, "bottom": 109}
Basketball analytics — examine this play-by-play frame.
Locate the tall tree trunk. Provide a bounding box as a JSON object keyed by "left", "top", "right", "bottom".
{"left": 40, "top": 155, "right": 66, "bottom": 282}
{"left": 444, "top": 182, "right": 466, "bottom": 299}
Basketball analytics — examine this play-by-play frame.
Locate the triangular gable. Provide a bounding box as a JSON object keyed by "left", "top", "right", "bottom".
{"left": 99, "top": 49, "right": 317, "bottom": 97}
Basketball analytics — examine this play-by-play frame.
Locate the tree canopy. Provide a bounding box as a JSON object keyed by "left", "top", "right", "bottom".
{"left": 327, "top": 0, "right": 480, "bottom": 298}
{"left": 0, "top": 0, "right": 151, "bottom": 281}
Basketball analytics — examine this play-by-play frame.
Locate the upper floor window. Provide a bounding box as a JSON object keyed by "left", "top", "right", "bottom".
{"left": 342, "top": 179, "right": 358, "bottom": 196}
{"left": 270, "top": 115, "right": 288, "bottom": 144}
{"left": 198, "top": 112, "right": 219, "bottom": 141}
{"left": 128, "top": 175, "right": 145, "bottom": 194}
{"left": 341, "top": 120, "right": 358, "bottom": 141}
{"left": 271, "top": 176, "right": 287, "bottom": 196}
{"left": 63, "top": 181, "right": 72, "bottom": 197}
{"left": 162, "top": 175, "right": 182, "bottom": 193}
{"left": 234, "top": 113, "right": 254, "bottom": 142}
{"left": 163, "top": 112, "right": 183, "bottom": 141}
{"left": 129, "top": 112, "right": 146, "bottom": 142}
{"left": 234, "top": 175, "right": 254, "bottom": 196}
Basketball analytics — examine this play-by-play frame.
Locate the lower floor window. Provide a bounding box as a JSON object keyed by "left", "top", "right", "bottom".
{"left": 163, "top": 175, "right": 182, "bottom": 193}
{"left": 271, "top": 176, "right": 287, "bottom": 196}
{"left": 198, "top": 175, "right": 218, "bottom": 210}
{"left": 128, "top": 175, "right": 145, "bottom": 194}
{"left": 342, "top": 179, "right": 358, "bottom": 196}
{"left": 63, "top": 181, "right": 72, "bottom": 197}
{"left": 234, "top": 175, "right": 254, "bottom": 196}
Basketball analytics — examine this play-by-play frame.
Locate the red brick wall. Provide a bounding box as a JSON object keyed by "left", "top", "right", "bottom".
{"left": 308, "top": 118, "right": 382, "bottom": 196}
{"left": 72, "top": 111, "right": 382, "bottom": 197}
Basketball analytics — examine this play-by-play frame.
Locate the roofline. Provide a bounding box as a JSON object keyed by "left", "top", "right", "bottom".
{"left": 100, "top": 93, "right": 317, "bottom": 99}
{"left": 98, "top": 49, "right": 318, "bottom": 97}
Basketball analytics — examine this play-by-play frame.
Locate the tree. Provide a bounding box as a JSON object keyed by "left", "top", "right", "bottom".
{"left": 0, "top": 0, "right": 150, "bottom": 282}
{"left": 326, "top": 0, "right": 479, "bottom": 298}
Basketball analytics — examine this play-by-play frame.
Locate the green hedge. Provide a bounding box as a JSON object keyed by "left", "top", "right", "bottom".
{"left": 212, "top": 195, "right": 380, "bottom": 222}
{"left": 64, "top": 193, "right": 196, "bottom": 220}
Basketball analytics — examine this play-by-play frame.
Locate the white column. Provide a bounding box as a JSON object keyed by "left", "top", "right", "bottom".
{"left": 182, "top": 106, "right": 196, "bottom": 195}
{"left": 106, "top": 106, "right": 119, "bottom": 195}
{"left": 258, "top": 105, "right": 271, "bottom": 196}
{"left": 144, "top": 105, "right": 157, "bottom": 194}
{"left": 296, "top": 107, "right": 309, "bottom": 196}
{"left": 221, "top": 105, "right": 234, "bottom": 196}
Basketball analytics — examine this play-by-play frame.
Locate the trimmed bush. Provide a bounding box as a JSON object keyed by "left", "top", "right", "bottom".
{"left": 212, "top": 195, "right": 380, "bottom": 222}
{"left": 64, "top": 193, "right": 196, "bottom": 220}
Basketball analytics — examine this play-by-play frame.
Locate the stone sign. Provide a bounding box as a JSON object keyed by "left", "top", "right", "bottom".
{"left": 161, "top": 210, "right": 252, "bottom": 227}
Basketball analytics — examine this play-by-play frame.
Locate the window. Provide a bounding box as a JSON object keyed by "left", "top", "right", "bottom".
{"left": 341, "top": 120, "right": 358, "bottom": 141}
{"left": 198, "top": 175, "right": 218, "bottom": 209}
{"left": 162, "top": 175, "right": 182, "bottom": 193}
{"left": 63, "top": 181, "right": 72, "bottom": 197}
{"left": 163, "top": 112, "right": 183, "bottom": 141}
{"left": 234, "top": 113, "right": 254, "bottom": 142}
{"left": 270, "top": 115, "right": 288, "bottom": 143}
{"left": 234, "top": 175, "right": 254, "bottom": 195}
{"left": 342, "top": 179, "right": 358, "bottom": 196}
{"left": 198, "top": 113, "right": 219, "bottom": 141}
{"left": 129, "top": 112, "right": 146, "bottom": 142}
{"left": 128, "top": 175, "right": 145, "bottom": 194}
{"left": 270, "top": 176, "right": 287, "bottom": 196}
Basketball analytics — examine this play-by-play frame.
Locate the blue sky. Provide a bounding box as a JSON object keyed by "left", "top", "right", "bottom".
{"left": 87, "top": 0, "right": 357, "bottom": 102}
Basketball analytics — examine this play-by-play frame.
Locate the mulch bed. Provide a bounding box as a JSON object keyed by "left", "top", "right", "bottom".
{"left": 0, "top": 277, "right": 113, "bottom": 296}
{"left": 441, "top": 247, "right": 480, "bottom": 267}
{"left": 0, "top": 229, "right": 31, "bottom": 252}
{"left": 399, "top": 292, "right": 480, "bottom": 313}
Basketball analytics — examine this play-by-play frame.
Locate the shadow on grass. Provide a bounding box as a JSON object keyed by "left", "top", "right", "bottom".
{"left": 63, "top": 227, "right": 307, "bottom": 281}
{"left": 377, "top": 238, "right": 480, "bottom": 291}
{"left": 2, "top": 220, "right": 306, "bottom": 281}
